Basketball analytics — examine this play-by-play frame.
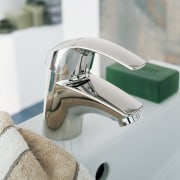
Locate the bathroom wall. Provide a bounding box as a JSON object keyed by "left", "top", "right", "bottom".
{"left": 0, "top": 0, "right": 26, "bottom": 20}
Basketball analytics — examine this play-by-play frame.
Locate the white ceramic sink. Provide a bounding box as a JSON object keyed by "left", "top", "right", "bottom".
{"left": 19, "top": 61, "right": 180, "bottom": 180}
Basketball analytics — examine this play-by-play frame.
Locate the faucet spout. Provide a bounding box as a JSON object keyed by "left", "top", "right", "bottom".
{"left": 43, "top": 37, "right": 146, "bottom": 140}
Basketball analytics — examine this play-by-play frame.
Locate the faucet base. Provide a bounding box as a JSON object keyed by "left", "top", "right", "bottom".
{"left": 42, "top": 113, "right": 83, "bottom": 141}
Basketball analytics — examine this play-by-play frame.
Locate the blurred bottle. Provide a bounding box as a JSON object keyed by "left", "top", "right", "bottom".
{"left": 24, "top": 3, "right": 44, "bottom": 26}
{"left": 6, "top": 9, "right": 33, "bottom": 30}
{"left": 0, "top": 19, "right": 16, "bottom": 33}
{"left": 27, "top": 0, "right": 62, "bottom": 24}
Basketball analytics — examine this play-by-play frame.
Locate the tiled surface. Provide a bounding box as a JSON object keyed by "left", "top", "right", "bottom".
{"left": 12, "top": 101, "right": 43, "bottom": 124}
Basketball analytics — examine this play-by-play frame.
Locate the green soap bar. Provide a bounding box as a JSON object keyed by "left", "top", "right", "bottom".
{"left": 106, "top": 62, "right": 179, "bottom": 103}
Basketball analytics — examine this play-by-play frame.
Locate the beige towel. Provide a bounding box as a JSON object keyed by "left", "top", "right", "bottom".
{"left": 0, "top": 111, "right": 92, "bottom": 180}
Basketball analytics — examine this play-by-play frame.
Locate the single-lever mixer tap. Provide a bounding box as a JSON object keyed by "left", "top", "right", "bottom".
{"left": 43, "top": 37, "right": 146, "bottom": 140}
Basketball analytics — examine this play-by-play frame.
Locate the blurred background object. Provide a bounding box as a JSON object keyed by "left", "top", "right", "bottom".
{"left": 26, "top": 0, "right": 62, "bottom": 24}
{"left": 0, "top": 0, "right": 62, "bottom": 33}
{"left": 0, "top": 19, "right": 16, "bottom": 34}
{"left": 23, "top": 3, "right": 44, "bottom": 26}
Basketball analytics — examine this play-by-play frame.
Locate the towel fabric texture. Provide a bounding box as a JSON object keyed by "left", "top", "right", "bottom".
{"left": 0, "top": 111, "right": 92, "bottom": 180}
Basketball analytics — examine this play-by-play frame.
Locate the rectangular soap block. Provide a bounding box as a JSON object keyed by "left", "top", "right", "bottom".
{"left": 106, "top": 62, "right": 179, "bottom": 103}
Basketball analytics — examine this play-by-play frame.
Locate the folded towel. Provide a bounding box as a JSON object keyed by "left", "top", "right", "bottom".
{"left": 0, "top": 111, "right": 92, "bottom": 180}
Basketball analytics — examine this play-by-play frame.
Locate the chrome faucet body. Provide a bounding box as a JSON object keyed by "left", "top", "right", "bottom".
{"left": 43, "top": 37, "right": 146, "bottom": 140}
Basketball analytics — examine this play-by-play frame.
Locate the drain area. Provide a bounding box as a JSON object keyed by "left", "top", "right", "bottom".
{"left": 95, "top": 163, "right": 109, "bottom": 180}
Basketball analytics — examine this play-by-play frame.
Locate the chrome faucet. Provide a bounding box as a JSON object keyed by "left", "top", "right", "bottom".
{"left": 43, "top": 37, "right": 146, "bottom": 140}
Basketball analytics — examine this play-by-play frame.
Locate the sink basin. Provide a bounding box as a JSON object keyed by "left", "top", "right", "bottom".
{"left": 19, "top": 61, "right": 180, "bottom": 180}
{"left": 19, "top": 91, "right": 180, "bottom": 180}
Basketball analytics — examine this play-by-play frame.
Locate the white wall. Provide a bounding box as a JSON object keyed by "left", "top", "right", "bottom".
{"left": 0, "top": 35, "right": 20, "bottom": 113}
{"left": 0, "top": 0, "right": 26, "bottom": 20}
{"left": 62, "top": 0, "right": 99, "bottom": 39}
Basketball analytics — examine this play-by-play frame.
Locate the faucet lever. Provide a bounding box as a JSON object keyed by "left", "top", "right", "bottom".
{"left": 43, "top": 37, "right": 146, "bottom": 140}
{"left": 46, "top": 37, "right": 145, "bottom": 78}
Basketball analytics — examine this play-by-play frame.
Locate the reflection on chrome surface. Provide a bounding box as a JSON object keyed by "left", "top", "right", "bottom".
{"left": 43, "top": 37, "right": 146, "bottom": 140}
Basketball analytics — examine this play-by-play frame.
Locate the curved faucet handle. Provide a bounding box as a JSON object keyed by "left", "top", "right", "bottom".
{"left": 46, "top": 37, "right": 146, "bottom": 79}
